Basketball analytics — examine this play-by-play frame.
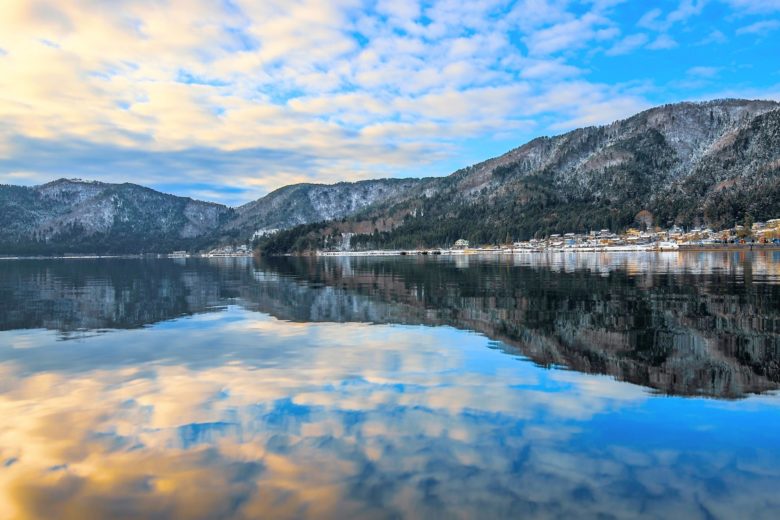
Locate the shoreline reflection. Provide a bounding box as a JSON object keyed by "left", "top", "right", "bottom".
{"left": 1, "top": 253, "right": 778, "bottom": 398}
{"left": 1, "top": 254, "right": 780, "bottom": 518}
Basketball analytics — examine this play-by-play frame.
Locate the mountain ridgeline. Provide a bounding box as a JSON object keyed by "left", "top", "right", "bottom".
{"left": 259, "top": 99, "right": 780, "bottom": 253}
{"left": 0, "top": 178, "right": 423, "bottom": 255}
{"left": 1, "top": 99, "right": 779, "bottom": 255}
{"left": 0, "top": 180, "right": 234, "bottom": 254}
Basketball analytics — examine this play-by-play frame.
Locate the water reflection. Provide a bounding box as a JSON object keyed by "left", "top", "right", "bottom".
{"left": 3, "top": 310, "right": 780, "bottom": 519}
{"left": 254, "top": 253, "right": 780, "bottom": 399}
{"left": 1, "top": 254, "right": 780, "bottom": 518}
{"left": 2, "top": 253, "right": 779, "bottom": 398}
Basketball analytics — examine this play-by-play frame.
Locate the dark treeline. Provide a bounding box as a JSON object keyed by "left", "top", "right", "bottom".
{"left": 256, "top": 172, "right": 780, "bottom": 253}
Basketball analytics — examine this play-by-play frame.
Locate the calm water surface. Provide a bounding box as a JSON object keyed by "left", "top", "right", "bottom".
{"left": 1, "top": 252, "right": 780, "bottom": 519}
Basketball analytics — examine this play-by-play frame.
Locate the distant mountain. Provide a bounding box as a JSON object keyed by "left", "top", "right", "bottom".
{"left": 219, "top": 178, "right": 425, "bottom": 240}
{"left": 259, "top": 98, "right": 780, "bottom": 253}
{"left": 0, "top": 176, "right": 428, "bottom": 254}
{"left": 1, "top": 98, "right": 779, "bottom": 255}
{"left": 0, "top": 179, "right": 234, "bottom": 254}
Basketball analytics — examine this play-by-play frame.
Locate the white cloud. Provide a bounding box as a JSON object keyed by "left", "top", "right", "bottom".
{"left": 647, "top": 33, "right": 679, "bottom": 49}
{"left": 605, "top": 33, "right": 649, "bottom": 55}
{"left": 722, "top": 0, "right": 780, "bottom": 13}
{"left": 0, "top": 0, "right": 656, "bottom": 201}
{"left": 636, "top": 1, "right": 706, "bottom": 32}
{"left": 667, "top": 0, "right": 708, "bottom": 25}
{"left": 524, "top": 12, "right": 618, "bottom": 55}
{"left": 545, "top": 82, "right": 650, "bottom": 129}
{"left": 0, "top": 0, "right": 773, "bottom": 202}
{"left": 698, "top": 29, "right": 728, "bottom": 44}
{"left": 637, "top": 8, "right": 664, "bottom": 30}
{"left": 519, "top": 59, "right": 583, "bottom": 79}
{"left": 736, "top": 19, "right": 780, "bottom": 35}
{"left": 687, "top": 66, "right": 721, "bottom": 77}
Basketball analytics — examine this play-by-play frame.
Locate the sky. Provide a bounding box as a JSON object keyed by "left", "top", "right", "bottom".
{"left": 0, "top": 0, "right": 778, "bottom": 206}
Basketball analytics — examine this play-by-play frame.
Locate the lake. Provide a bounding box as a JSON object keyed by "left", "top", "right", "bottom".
{"left": 1, "top": 252, "right": 780, "bottom": 519}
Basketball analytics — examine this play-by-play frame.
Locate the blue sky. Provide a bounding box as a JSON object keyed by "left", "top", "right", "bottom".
{"left": 0, "top": 0, "right": 778, "bottom": 205}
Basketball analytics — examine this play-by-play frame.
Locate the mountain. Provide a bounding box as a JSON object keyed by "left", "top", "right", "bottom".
{"left": 2, "top": 98, "right": 779, "bottom": 255}
{"left": 0, "top": 177, "right": 426, "bottom": 255}
{"left": 258, "top": 98, "right": 780, "bottom": 253}
{"left": 0, "top": 179, "right": 234, "bottom": 254}
{"left": 219, "top": 178, "right": 425, "bottom": 240}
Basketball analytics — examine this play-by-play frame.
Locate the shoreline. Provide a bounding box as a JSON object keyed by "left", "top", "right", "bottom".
{"left": 315, "top": 244, "right": 780, "bottom": 257}
{"left": 678, "top": 244, "right": 780, "bottom": 251}
{"left": 0, "top": 254, "right": 147, "bottom": 261}
{"left": 2, "top": 244, "right": 778, "bottom": 261}
{"left": 0, "top": 253, "right": 254, "bottom": 261}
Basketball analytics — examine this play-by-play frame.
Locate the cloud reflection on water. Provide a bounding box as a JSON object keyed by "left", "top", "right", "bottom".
{"left": 2, "top": 310, "right": 780, "bottom": 519}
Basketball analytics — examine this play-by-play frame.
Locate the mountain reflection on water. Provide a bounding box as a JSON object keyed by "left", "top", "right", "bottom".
{"left": 2, "top": 252, "right": 780, "bottom": 398}
{"left": 1, "top": 254, "right": 780, "bottom": 519}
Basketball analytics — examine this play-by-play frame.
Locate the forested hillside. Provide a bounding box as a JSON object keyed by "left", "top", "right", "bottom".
{"left": 257, "top": 99, "right": 780, "bottom": 253}
{"left": 0, "top": 179, "right": 234, "bottom": 254}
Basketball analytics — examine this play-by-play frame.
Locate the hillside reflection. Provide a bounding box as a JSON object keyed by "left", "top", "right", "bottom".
{"left": 1, "top": 251, "right": 780, "bottom": 398}
{"left": 3, "top": 254, "right": 780, "bottom": 519}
